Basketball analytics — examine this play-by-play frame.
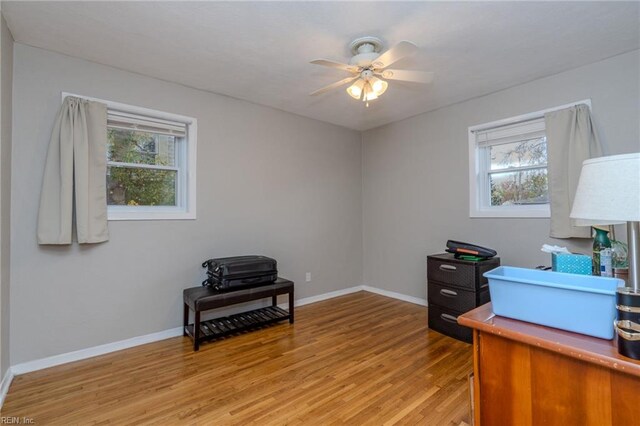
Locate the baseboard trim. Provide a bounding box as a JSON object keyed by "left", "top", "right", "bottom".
{"left": 11, "top": 327, "right": 183, "bottom": 376}
{"left": 9, "top": 284, "right": 423, "bottom": 377}
{"left": 294, "top": 285, "right": 365, "bottom": 307}
{"left": 362, "top": 285, "right": 427, "bottom": 307}
{"left": 0, "top": 367, "right": 14, "bottom": 409}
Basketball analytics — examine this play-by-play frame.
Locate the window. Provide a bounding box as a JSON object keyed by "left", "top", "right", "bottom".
{"left": 468, "top": 100, "right": 590, "bottom": 218}
{"left": 63, "top": 93, "right": 197, "bottom": 220}
{"left": 487, "top": 136, "right": 548, "bottom": 207}
{"left": 471, "top": 118, "right": 549, "bottom": 217}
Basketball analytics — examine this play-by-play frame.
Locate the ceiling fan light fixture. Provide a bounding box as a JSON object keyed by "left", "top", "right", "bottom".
{"left": 362, "top": 82, "right": 378, "bottom": 102}
{"left": 364, "top": 91, "right": 378, "bottom": 101}
{"left": 310, "top": 38, "right": 431, "bottom": 106}
{"left": 346, "top": 76, "right": 388, "bottom": 104}
{"left": 370, "top": 77, "right": 388, "bottom": 96}
{"left": 346, "top": 79, "right": 365, "bottom": 99}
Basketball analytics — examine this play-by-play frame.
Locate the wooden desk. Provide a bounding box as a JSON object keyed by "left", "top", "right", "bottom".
{"left": 459, "top": 303, "right": 640, "bottom": 426}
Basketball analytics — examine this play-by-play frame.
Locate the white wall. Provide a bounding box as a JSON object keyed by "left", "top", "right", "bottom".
{"left": 362, "top": 50, "right": 640, "bottom": 299}
{"left": 10, "top": 44, "right": 363, "bottom": 364}
{"left": 0, "top": 14, "right": 13, "bottom": 378}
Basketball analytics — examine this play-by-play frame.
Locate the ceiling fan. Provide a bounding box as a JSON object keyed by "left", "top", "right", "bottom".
{"left": 309, "top": 36, "right": 434, "bottom": 106}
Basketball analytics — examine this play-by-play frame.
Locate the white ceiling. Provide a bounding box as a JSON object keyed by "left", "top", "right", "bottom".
{"left": 3, "top": 1, "right": 639, "bottom": 131}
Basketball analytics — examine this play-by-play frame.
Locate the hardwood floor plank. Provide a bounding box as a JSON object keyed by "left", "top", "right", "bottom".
{"left": 2, "top": 291, "right": 473, "bottom": 424}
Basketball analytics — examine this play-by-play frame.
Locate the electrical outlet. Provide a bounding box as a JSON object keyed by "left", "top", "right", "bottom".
{"left": 305, "top": 272, "right": 311, "bottom": 282}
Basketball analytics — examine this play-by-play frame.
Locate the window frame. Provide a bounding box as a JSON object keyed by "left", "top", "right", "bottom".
{"left": 468, "top": 100, "right": 590, "bottom": 218}
{"left": 62, "top": 92, "right": 197, "bottom": 221}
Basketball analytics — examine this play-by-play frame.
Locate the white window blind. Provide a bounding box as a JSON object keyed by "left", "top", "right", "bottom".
{"left": 474, "top": 118, "right": 545, "bottom": 147}
{"left": 107, "top": 110, "right": 187, "bottom": 137}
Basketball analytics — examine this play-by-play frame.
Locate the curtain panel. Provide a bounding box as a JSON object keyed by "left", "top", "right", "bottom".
{"left": 37, "top": 96, "right": 109, "bottom": 244}
{"left": 545, "top": 104, "right": 603, "bottom": 239}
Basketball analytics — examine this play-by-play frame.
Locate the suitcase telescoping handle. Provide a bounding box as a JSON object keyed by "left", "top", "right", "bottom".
{"left": 202, "top": 259, "right": 222, "bottom": 272}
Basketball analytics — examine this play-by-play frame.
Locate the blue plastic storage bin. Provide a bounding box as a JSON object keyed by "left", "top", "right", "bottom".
{"left": 484, "top": 266, "right": 624, "bottom": 339}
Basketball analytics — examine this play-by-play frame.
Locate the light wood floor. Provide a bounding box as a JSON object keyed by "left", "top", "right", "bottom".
{"left": 2, "top": 291, "right": 473, "bottom": 425}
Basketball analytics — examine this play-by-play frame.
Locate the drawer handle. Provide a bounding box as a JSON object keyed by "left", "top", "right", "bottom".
{"left": 440, "top": 313, "right": 458, "bottom": 324}
{"left": 439, "top": 265, "right": 457, "bottom": 272}
{"left": 439, "top": 289, "right": 458, "bottom": 297}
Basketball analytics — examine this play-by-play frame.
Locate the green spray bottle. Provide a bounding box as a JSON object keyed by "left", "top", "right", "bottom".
{"left": 593, "top": 227, "right": 612, "bottom": 276}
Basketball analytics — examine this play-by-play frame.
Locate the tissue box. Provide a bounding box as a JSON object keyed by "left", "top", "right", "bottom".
{"left": 552, "top": 253, "right": 592, "bottom": 275}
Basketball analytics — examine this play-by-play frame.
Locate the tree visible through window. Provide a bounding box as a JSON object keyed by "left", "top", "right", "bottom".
{"left": 469, "top": 114, "right": 550, "bottom": 218}
{"left": 107, "top": 128, "right": 178, "bottom": 207}
{"left": 488, "top": 137, "right": 548, "bottom": 206}
{"left": 63, "top": 93, "right": 197, "bottom": 220}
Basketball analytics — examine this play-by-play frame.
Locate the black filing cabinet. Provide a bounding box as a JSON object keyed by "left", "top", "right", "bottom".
{"left": 427, "top": 253, "right": 500, "bottom": 343}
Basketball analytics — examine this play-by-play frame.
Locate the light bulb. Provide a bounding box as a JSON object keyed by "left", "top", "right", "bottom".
{"left": 365, "top": 91, "right": 378, "bottom": 101}
{"left": 361, "top": 82, "right": 378, "bottom": 102}
{"left": 346, "top": 79, "right": 365, "bottom": 100}
{"left": 347, "top": 85, "right": 361, "bottom": 99}
{"left": 370, "top": 77, "right": 388, "bottom": 96}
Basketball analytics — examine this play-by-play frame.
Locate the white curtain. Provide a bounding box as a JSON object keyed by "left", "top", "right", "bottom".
{"left": 37, "top": 96, "right": 109, "bottom": 244}
{"left": 545, "top": 104, "right": 603, "bottom": 238}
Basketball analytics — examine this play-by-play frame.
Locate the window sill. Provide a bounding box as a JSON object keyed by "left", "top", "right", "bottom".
{"left": 108, "top": 208, "right": 196, "bottom": 221}
{"left": 470, "top": 205, "right": 550, "bottom": 218}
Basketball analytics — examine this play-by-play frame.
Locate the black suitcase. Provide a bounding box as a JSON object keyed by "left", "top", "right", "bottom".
{"left": 202, "top": 255, "right": 278, "bottom": 291}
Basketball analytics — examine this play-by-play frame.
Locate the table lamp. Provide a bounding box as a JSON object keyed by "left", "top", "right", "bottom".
{"left": 570, "top": 152, "right": 640, "bottom": 358}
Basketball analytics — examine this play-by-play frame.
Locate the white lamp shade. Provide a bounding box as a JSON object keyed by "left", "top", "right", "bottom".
{"left": 570, "top": 152, "right": 640, "bottom": 226}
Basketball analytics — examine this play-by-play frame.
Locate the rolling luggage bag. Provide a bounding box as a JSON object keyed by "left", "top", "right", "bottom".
{"left": 202, "top": 255, "right": 278, "bottom": 291}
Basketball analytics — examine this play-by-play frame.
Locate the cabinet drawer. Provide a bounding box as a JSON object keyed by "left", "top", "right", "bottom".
{"left": 427, "top": 258, "right": 476, "bottom": 290}
{"left": 428, "top": 304, "right": 472, "bottom": 343}
{"left": 428, "top": 281, "right": 477, "bottom": 312}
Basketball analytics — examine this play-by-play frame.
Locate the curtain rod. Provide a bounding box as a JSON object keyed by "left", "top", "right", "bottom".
{"left": 470, "top": 100, "right": 591, "bottom": 134}
{"left": 472, "top": 116, "right": 544, "bottom": 134}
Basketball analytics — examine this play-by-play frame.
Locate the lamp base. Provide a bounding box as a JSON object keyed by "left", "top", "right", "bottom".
{"left": 628, "top": 221, "right": 640, "bottom": 292}
{"left": 618, "top": 333, "right": 640, "bottom": 359}
{"left": 616, "top": 287, "right": 640, "bottom": 360}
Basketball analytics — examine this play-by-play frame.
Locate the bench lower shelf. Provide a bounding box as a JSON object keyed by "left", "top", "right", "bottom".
{"left": 183, "top": 278, "right": 294, "bottom": 350}
{"left": 184, "top": 306, "right": 291, "bottom": 344}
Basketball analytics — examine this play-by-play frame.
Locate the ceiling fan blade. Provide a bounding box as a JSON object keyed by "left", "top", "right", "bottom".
{"left": 371, "top": 41, "right": 418, "bottom": 69}
{"left": 310, "top": 76, "right": 359, "bottom": 96}
{"left": 310, "top": 59, "right": 360, "bottom": 73}
{"left": 378, "top": 69, "right": 434, "bottom": 84}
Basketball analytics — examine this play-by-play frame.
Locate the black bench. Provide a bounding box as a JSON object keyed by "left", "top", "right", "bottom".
{"left": 183, "top": 278, "right": 294, "bottom": 350}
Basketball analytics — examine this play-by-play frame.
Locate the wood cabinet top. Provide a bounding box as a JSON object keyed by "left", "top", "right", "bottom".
{"left": 459, "top": 302, "right": 640, "bottom": 377}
